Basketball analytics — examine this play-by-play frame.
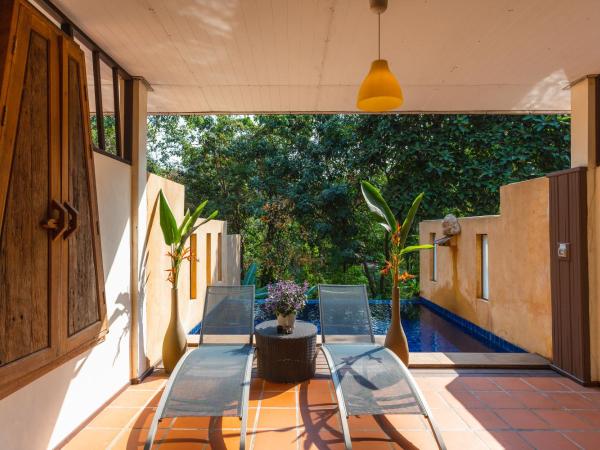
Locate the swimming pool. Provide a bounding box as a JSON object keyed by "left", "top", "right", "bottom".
{"left": 192, "top": 298, "right": 524, "bottom": 353}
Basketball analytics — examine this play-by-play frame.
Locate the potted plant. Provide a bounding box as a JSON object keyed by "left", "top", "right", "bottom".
{"left": 265, "top": 280, "right": 309, "bottom": 333}
{"left": 158, "top": 189, "right": 217, "bottom": 373}
{"left": 360, "top": 181, "right": 432, "bottom": 364}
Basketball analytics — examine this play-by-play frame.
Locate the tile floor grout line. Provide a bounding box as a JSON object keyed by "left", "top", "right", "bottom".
{"left": 248, "top": 378, "right": 264, "bottom": 450}
{"left": 105, "top": 379, "right": 167, "bottom": 450}
{"left": 296, "top": 382, "right": 301, "bottom": 450}
{"left": 65, "top": 374, "right": 600, "bottom": 450}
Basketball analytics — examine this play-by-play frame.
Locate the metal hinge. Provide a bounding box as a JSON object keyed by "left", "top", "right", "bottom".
{"left": 0, "top": 105, "right": 6, "bottom": 127}
{"left": 11, "top": 36, "right": 16, "bottom": 55}
{"left": 96, "top": 221, "right": 100, "bottom": 234}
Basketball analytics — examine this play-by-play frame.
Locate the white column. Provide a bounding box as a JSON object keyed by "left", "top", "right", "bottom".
{"left": 130, "top": 78, "right": 149, "bottom": 380}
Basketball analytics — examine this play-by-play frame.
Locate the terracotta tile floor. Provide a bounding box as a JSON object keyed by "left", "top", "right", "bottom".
{"left": 62, "top": 367, "right": 600, "bottom": 449}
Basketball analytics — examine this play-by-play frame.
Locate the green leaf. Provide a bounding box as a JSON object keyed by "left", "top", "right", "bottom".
{"left": 400, "top": 244, "right": 434, "bottom": 255}
{"left": 186, "top": 209, "right": 219, "bottom": 238}
{"left": 158, "top": 190, "right": 180, "bottom": 245}
{"left": 180, "top": 200, "right": 208, "bottom": 241}
{"left": 177, "top": 209, "right": 219, "bottom": 255}
{"left": 177, "top": 209, "right": 191, "bottom": 238}
{"left": 242, "top": 262, "right": 258, "bottom": 286}
{"left": 361, "top": 181, "right": 397, "bottom": 233}
{"left": 399, "top": 192, "right": 424, "bottom": 249}
{"left": 369, "top": 211, "right": 391, "bottom": 231}
{"left": 305, "top": 285, "right": 317, "bottom": 297}
{"left": 256, "top": 286, "right": 268, "bottom": 295}
{"left": 255, "top": 286, "right": 268, "bottom": 299}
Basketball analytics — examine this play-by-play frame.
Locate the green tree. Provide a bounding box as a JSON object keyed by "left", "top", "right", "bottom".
{"left": 147, "top": 113, "right": 570, "bottom": 296}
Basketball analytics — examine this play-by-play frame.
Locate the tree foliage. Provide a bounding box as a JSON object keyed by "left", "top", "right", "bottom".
{"left": 147, "top": 114, "right": 570, "bottom": 297}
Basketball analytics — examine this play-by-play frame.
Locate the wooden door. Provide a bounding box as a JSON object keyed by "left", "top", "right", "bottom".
{"left": 59, "top": 36, "right": 107, "bottom": 354}
{"left": 0, "top": 5, "right": 61, "bottom": 387}
{"left": 548, "top": 167, "right": 590, "bottom": 384}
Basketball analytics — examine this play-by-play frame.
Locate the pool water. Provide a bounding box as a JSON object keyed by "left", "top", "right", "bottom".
{"left": 192, "top": 299, "right": 524, "bottom": 353}
{"left": 254, "top": 300, "right": 520, "bottom": 353}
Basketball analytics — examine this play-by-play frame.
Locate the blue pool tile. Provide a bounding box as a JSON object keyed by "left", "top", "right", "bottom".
{"left": 191, "top": 297, "right": 525, "bottom": 353}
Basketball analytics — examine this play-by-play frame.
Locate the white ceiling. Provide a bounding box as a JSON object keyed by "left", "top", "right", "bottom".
{"left": 51, "top": 0, "right": 600, "bottom": 114}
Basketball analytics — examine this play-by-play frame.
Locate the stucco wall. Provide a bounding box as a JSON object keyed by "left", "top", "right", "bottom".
{"left": 189, "top": 219, "right": 238, "bottom": 327}
{"left": 419, "top": 177, "right": 552, "bottom": 358}
{"left": 226, "top": 234, "right": 242, "bottom": 285}
{"left": 144, "top": 174, "right": 241, "bottom": 366}
{"left": 0, "top": 153, "right": 132, "bottom": 449}
{"left": 145, "top": 174, "right": 191, "bottom": 366}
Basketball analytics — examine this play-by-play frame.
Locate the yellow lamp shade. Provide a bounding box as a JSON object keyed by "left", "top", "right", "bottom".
{"left": 357, "top": 59, "right": 403, "bottom": 112}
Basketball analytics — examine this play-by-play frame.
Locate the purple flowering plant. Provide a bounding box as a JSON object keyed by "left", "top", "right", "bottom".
{"left": 265, "top": 280, "right": 309, "bottom": 316}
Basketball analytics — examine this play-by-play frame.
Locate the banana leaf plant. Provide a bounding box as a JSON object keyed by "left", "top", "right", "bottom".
{"left": 159, "top": 189, "right": 218, "bottom": 289}
{"left": 242, "top": 262, "right": 258, "bottom": 286}
{"left": 360, "top": 181, "right": 433, "bottom": 295}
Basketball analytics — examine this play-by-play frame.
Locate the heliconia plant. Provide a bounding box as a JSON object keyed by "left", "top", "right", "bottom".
{"left": 159, "top": 189, "right": 218, "bottom": 289}
{"left": 158, "top": 189, "right": 217, "bottom": 373}
{"left": 360, "top": 181, "right": 432, "bottom": 364}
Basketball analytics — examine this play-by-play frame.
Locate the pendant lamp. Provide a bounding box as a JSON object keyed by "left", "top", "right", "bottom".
{"left": 357, "top": 0, "right": 403, "bottom": 112}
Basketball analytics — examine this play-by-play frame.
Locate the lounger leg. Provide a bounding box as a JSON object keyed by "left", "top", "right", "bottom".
{"left": 144, "top": 350, "right": 196, "bottom": 450}
{"left": 321, "top": 346, "right": 353, "bottom": 450}
{"left": 424, "top": 413, "right": 446, "bottom": 450}
{"left": 239, "top": 347, "right": 255, "bottom": 450}
{"left": 337, "top": 408, "right": 352, "bottom": 450}
{"left": 387, "top": 351, "right": 447, "bottom": 450}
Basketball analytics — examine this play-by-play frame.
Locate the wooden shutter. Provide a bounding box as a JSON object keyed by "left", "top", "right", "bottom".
{"left": 60, "top": 36, "right": 107, "bottom": 353}
{"left": 0, "top": 1, "right": 107, "bottom": 398}
{"left": 0, "top": 4, "right": 61, "bottom": 391}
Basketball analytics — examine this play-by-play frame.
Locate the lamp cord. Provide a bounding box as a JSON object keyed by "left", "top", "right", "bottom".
{"left": 378, "top": 13, "right": 381, "bottom": 60}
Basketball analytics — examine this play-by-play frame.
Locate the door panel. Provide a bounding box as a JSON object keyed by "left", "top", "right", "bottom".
{"left": 548, "top": 167, "right": 590, "bottom": 384}
{"left": 66, "top": 56, "right": 99, "bottom": 335}
{"left": 0, "top": 5, "right": 60, "bottom": 377}
{"left": 60, "top": 37, "right": 106, "bottom": 350}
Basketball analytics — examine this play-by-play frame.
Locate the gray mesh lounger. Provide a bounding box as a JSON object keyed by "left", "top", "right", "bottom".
{"left": 318, "top": 284, "right": 446, "bottom": 450}
{"left": 144, "top": 285, "right": 255, "bottom": 450}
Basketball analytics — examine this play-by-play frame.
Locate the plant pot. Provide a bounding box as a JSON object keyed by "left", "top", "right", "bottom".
{"left": 162, "top": 288, "right": 187, "bottom": 374}
{"left": 384, "top": 285, "right": 409, "bottom": 365}
{"left": 277, "top": 312, "right": 297, "bottom": 330}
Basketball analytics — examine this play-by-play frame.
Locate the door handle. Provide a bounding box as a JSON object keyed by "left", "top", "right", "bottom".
{"left": 41, "top": 200, "right": 68, "bottom": 240}
{"left": 63, "top": 201, "right": 79, "bottom": 239}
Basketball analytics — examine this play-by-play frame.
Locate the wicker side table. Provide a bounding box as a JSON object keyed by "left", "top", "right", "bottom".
{"left": 255, "top": 320, "right": 317, "bottom": 383}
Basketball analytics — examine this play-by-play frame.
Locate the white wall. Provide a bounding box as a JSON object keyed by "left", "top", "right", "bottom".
{"left": 0, "top": 153, "right": 132, "bottom": 449}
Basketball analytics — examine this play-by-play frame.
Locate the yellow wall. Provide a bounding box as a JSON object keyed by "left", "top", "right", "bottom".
{"left": 419, "top": 177, "right": 552, "bottom": 358}
{"left": 144, "top": 174, "right": 241, "bottom": 366}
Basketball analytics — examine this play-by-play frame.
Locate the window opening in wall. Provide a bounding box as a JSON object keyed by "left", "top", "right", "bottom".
{"left": 99, "top": 59, "right": 117, "bottom": 155}
{"left": 206, "top": 233, "right": 212, "bottom": 285}
{"left": 217, "top": 232, "right": 223, "bottom": 282}
{"left": 430, "top": 232, "right": 437, "bottom": 281}
{"left": 478, "top": 234, "right": 489, "bottom": 300}
{"left": 77, "top": 43, "right": 131, "bottom": 163}
{"left": 190, "top": 234, "right": 197, "bottom": 299}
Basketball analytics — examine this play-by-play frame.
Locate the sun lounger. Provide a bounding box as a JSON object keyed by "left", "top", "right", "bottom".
{"left": 318, "top": 284, "right": 446, "bottom": 450}
{"left": 144, "top": 285, "right": 255, "bottom": 450}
